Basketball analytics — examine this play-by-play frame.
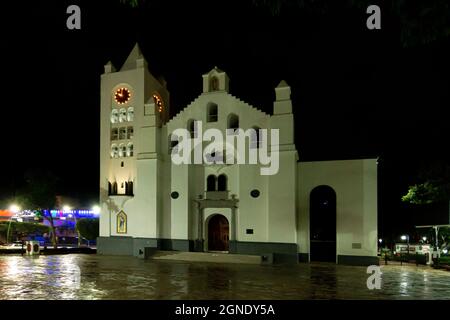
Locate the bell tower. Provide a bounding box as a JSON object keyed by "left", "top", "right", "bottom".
{"left": 202, "top": 66, "right": 230, "bottom": 93}
{"left": 98, "top": 43, "right": 169, "bottom": 247}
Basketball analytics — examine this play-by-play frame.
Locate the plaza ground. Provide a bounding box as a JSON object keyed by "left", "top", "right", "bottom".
{"left": 0, "top": 254, "right": 449, "bottom": 300}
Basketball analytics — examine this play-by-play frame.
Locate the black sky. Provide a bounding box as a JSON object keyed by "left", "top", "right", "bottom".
{"left": 2, "top": 0, "right": 449, "bottom": 239}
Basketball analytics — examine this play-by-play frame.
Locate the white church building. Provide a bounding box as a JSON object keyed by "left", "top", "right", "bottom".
{"left": 97, "top": 44, "right": 378, "bottom": 265}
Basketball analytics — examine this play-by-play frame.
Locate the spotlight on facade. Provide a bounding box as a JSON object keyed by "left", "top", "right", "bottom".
{"left": 422, "top": 236, "right": 427, "bottom": 241}
{"left": 92, "top": 205, "right": 100, "bottom": 215}
{"left": 401, "top": 235, "right": 407, "bottom": 241}
{"left": 378, "top": 238, "right": 382, "bottom": 243}
{"left": 63, "top": 205, "right": 71, "bottom": 213}
{"left": 9, "top": 204, "right": 21, "bottom": 214}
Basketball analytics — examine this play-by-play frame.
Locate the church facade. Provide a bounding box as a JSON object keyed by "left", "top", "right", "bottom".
{"left": 97, "top": 44, "right": 378, "bottom": 265}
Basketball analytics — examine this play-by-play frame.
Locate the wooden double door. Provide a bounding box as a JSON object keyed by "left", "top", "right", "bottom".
{"left": 208, "top": 214, "right": 229, "bottom": 251}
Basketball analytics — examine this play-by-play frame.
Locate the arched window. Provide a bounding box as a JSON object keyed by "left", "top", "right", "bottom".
{"left": 126, "top": 181, "right": 134, "bottom": 196}
{"left": 127, "top": 143, "right": 134, "bottom": 157}
{"left": 187, "top": 119, "right": 197, "bottom": 138}
{"left": 250, "top": 126, "right": 261, "bottom": 149}
{"left": 127, "top": 107, "right": 134, "bottom": 122}
{"left": 119, "top": 108, "right": 127, "bottom": 123}
{"left": 127, "top": 126, "right": 134, "bottom": 139}
{"left": 111, "top": 144, "right": 119, "bottom": 158}
{"left": 227, "top": 114, "right": 239, "bottom": 132}
{"left": 207, "top": 175, "right": 216, "bottom": 191}
{"left": 207, "top": 103, "right": 218, "bottom": 122}
{"left": 112, "top": 182, "right": 118, "bottom": 195}
{"left": 218, "top": 174, "right": 227, "bottom": 191}
{"left": 210, "top": 76, "right": 219, "bottom": 91}
{"left": 119, "top": 127, "right": 126, "bottom": 140}
{"left": 108, "top": 182, "right": 112, "bottom": 195}
{"left": 111, "top": 109, "right": 119, "bottom": 124}
{"left": 119, "top": 144, "right": 126, "bottom": 157}
{"left": 111, "top": 128, "right": 118, "bottom": 140}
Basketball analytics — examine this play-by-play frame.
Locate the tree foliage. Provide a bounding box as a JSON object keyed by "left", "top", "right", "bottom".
{"left": 402, "top": 181, "right": 445, "bottom": 205}
{"left": 15, "top": 169, "right": 60, "bottom": 248}
{"left": 76, "top": 218, "right": 99, "bottom": 241}
{"left": 402, "top": 161, "right": 450, "bottom": 205}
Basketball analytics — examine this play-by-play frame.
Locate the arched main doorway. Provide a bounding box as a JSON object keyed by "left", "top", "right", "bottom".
{"left": 310, "top": 185, "right": 336, "bottom": 262}
{"left": 208, "top": 214, "right": 229, "bottom": 251}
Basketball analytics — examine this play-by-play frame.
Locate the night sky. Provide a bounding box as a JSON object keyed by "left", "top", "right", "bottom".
{"left": 2, "top": 0, "right": 449, "bottom": 239}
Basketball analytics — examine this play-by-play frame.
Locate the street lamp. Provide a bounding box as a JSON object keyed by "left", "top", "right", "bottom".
{"left": 401, "top": 235, "right": 410, "bottom": 262}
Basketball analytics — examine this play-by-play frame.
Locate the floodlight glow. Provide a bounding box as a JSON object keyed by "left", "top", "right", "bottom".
{"left": 9, "top": 204, "right": 20, "bottom": 214}
{"left": 92, "top": 205, "right": 100, "bottom": 215}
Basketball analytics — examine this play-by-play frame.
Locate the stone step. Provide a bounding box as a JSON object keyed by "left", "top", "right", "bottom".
{"left": 150, "top": 250, "right": 261, "bottom": 264}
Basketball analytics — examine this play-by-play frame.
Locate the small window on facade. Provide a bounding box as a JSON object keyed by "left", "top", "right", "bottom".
{"left": 227, "top": 114, "right": 239, "bottom": 133}
{"left": 111, "top": 128, "right": 119, "bottom": 140}
{"left": 127, "top": 126, "right": 134, "bottom": 139}
{"left": 112, "top": 182, "right": 118, "bottom": 195}
{"left": 218, "top": 174, "right": 227, "bottom": 191}
{"left": 207, "top": 175, "right": 216, "bottom": 191}
{"left": 126, "top": 181, "right": 134, "bottom": 196}
{"left": 119, "top": 127, "right": 126, "bottom": 140}
{"left": 119, "top": 108, "right": 127, "bottom": 123}
{"left": 250, "top": 189, "right": 260, "bottom": 198}
{"left": 127, "top": 107, "right": 134, "bottom": 122}
{"left": 111, "top": 144, "right": 119, "bottom": 158}
{"left": 127, "top": 143, "right": 134, "bottom": 157}
{"left": 119, "top": 144, "right": 126, "bottom": 157}
{"left": 210, "top": 76, "right": 219, "bottom": 91}
{"left": 111, "top": 109, "right": 119, "bottom": 124}
{"left": 207, "top": 103, "right": 218, "bottom": 122}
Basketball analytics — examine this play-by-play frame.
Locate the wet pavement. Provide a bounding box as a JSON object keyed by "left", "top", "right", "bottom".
{"left": 0, "top": 254, "right": 449, "bottom": 300}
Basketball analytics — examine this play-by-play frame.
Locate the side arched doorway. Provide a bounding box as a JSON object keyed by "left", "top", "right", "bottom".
{"left": 310, "top": 185, "right": 336, "bottom": 262}
{"left": 208, "top": 214, "right": 229, "bottom": 251}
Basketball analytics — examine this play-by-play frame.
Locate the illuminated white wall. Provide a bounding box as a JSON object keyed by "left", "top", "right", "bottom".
{"left": 297, "top": 159, "right": 378, "bottom": 260}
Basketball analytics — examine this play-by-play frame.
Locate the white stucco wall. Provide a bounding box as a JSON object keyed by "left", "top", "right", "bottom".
{"left": 297, "top": 159, "right": 378, "bottom": 259}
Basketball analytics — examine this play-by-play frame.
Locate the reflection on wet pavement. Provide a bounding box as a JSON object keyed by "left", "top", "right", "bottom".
{"left": 0, "top": 255, "right": 449, "bottom": 300}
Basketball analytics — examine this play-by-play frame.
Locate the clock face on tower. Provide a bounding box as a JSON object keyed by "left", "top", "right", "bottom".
{"left": 114, "top": 87, "right": 131, "bottom": 104}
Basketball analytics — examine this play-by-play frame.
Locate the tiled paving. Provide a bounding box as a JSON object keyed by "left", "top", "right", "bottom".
{"left": 0, "top": 254, "right": 449, "bottom": 300}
